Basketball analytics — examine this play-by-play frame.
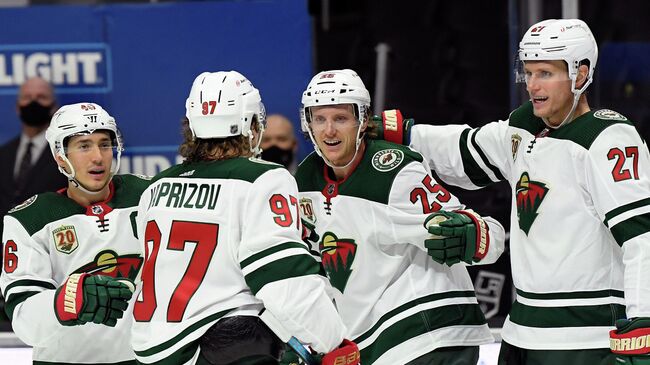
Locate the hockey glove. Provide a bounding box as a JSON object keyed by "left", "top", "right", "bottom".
{"left": 54, "top": 273, "right": 134, "bottom": 327}
{"left": 372, "top": 109, "right": 414, "bottom": 145}
{"left": 424, "top": 210, "right": 489, "bottom": 266}
{"left": 610, "top": 317, "right": 650, "bottom": 364}
{"left": 318, "top": 339, "right": 360, "bottom": 365}
{"left": 301, "top": 219, "right": 320, "bottom": 246}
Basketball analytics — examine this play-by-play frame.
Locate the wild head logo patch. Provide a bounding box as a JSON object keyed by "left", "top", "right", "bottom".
{"left": 372, "top": 149, "right": 404, "bottom": 172}
{"left": 74, "top": 250, "right": 143, "bottom": 280}
{"left": 53, "top": 225, "right": 79, "bottom": 254}
{"left": 515, "top": 172, "right": 548, "bottom": 235}
{"left": 319, "top": 232, "right": 357, "bottom": 293}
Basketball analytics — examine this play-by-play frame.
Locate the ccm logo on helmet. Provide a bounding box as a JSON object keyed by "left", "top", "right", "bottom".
{"left": 0, "top": 43, "right": 111, "bottom": 94}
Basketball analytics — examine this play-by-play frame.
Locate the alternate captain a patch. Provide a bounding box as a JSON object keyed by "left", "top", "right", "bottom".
{"left": 372, "top": 149, "right": 404, "bottom": 172}
{"left": 319, "top": 232, "right": 357, "bottom": 293}
{"left": 515, "top": 172, "right": 548, "bottom": 235}
{"left": 53, "top": 225, "right": 79, "bottom": 254}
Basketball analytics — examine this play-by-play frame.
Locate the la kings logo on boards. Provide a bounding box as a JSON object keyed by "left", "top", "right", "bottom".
{"left": 52, "top": 225, "right": 79, "bottom": 254}
{"left": 319, "top": 232, "right": 357, "bottom": 293}
{"left": 0, "top": 43, "right": 112, "bottom": 94}
{"left": 515, "top": 172, "right": 548, "bottom": 235}
{"left": 372, "top": 149, "right": 404, "bottom": 172}
{"left": 594, "top": 109, "right": 627, "bottom": 121}
{"left": 473, "top": 270, "right": 506, "bottom": 319}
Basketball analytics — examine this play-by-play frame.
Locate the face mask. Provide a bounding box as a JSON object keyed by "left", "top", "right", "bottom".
{"left": 261, "top": 145, "right": 294, "bottom": 168}
{"left": 19, "top": 101, "right": 53, "bottom": 127}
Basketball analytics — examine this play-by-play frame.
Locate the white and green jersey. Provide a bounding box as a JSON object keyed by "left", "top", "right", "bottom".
{"left": 296, "top": 140, "right": 504, "bottom": 365}
{"left": 131, "top": 158, "right": 346, "bottom": 365}
{"left": 409, "top": 102, "right": 650, "bottom": 350}
{"left": 0, "top": 174, "right": 150, "bottom": 365}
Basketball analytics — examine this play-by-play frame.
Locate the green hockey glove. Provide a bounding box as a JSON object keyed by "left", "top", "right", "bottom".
{"left": 424, "top": 210, "right": 489, "bottom": 266}
{"left": 54, "top": 273, "right": 135, "bottom": 327}
{"left": 301, "top": 219, "right": 320, "bottom": 246}
{"left": 372, "top": 109, "right": 414, "bottom": 145}
{"left": 610, "top": 317, "right": 650, "bottom": 364}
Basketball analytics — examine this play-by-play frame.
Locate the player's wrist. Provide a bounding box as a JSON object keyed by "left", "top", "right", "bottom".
{"left": 454, "top": 209, "right": 489, "bottom": 262}
{"left": 54, "top": 273, "right": 89, "bottom": 325}
{"left": 375, "top": 109, "right": 413, "bottom": 145}
{"left": 610, "top": 317, "right": 650, "bottom": 355}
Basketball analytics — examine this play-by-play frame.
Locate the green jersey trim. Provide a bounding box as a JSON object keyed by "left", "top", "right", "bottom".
{"left": 471, "top": 127, "right": 506, "bottom": 181}
{"left": 34, "top": 361, "right": 136, "bottom": 365}
{"left": 154, "top": 158, "right": 283, "bottom": 184}
{"left": 2, "top": 278, "right": 56, "bottom": 298}
{"left": 134, "top": 309, "right": 231, "bottom": 358}
{"left": 240, "top": 242, "right": 309, "bottom": 269}
{"left": 356, "top": 300, "right": 485, "bottom": 364}
{"left": 5, "top": 291, "right": 39, "bottom": 320}
{"left": 604, "top": 197, "right": 650, "bottom": 227}
{"left": 508, "top": 102, "right": 547, "bottom": 135}
{"left": 610, "top": 212, "right": 650, "bottom": 247}
{"left": 509, "top": 300, "right": 625, "bottom": 328}
{"left": 459, "top": 129, "right": 494, "bottom": 187}
{"left": 296, "top": 140, "right": 422, "bottom": 205}
{"left": 516, "top": 288, "right": 624, "bottom": 300}
{"left": 244, "top": 254, "right": 321, "bottom": 294}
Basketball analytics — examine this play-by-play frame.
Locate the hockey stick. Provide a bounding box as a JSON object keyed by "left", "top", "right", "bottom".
{"left": 259, "top": 308, "right": 317, "bottom": 365}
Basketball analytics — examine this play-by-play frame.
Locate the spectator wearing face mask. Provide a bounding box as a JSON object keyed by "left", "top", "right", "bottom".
{"left": 0, "top": 77, "right": 67, "bottom": 242}
{"left": 260, "top": 113, "right": 299, "bottom": 174}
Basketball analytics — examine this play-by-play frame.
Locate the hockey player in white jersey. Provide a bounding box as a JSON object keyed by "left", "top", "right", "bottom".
{"left": 0, "top": 102, "right": 149, "bottom": 364}
{"left": 376, "top": 19, "right": 650, "bottom": 365}
{"left": 131, "top": 71, "right": 360, "bottom": 365}
{"left": 296, "top": 69, "right": 506, "bottom": 365}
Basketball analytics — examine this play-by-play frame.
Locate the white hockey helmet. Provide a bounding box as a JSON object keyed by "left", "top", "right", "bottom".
{"left": 185, "top": 71, "right": 266, "bottom": 143}
{"left": 45, "top": 102, "right": 123, "bottom": 189}
{"left": 300, "top": 69, "right": 371, "bottom": 168}
{"left": 300, "top": 69, "right": 371, "bottom": 132}
{"left": 517, "top": 18, "right": 598, "bottom": 94}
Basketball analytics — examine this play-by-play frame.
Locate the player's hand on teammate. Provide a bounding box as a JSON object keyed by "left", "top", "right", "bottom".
{"left": 372, "top": 109, "right": 414, "bottom": 145}
{"left": 301, "top": 219, "right": 320, "bottom": 246}
{"left": 610, "top": 317, "right": 650, "bottom": 364}
{"left": 424, "top": 210, "right": 489, "bottom": 266}
{"left": 54, "top": 273, "right": 135, "bottom": 327}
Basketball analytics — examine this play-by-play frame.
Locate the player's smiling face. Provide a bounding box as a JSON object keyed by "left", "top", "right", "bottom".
{"left": 63, "top": 131, "right": 114, "bottom": 192}
{"left": 309, "top": 104, "right": 365, "bottom": 167}
{"left": 524, "top": 60, "right": 574, "bottom": 127}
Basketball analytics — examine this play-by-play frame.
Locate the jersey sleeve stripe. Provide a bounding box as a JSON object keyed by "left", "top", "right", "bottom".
{"left": 509, "top": 300, "right": 625, "bottom": 328}
{"left": 4, "top": 291, "right": 39, "bottom": 320}
{"left": 471, "top": 127, "right": 506, "bottom": 181}
{"left": 354, "top": 290, "right": 477, "bottom": 344}
{"left": 516, "top": 288, "right": 624, "bottom": 300}
{"left": 244, "top": 254, "right": 321, "bottom": 294}
{"left": 459, "top": 129, "right": 498, "bottom": 187}
{"left": 609, "top": 212, "right": 650, "bottom": 246}
{"left": 604, "top": 197, "right": 650, "bottom": 227}
{"left": 2, "top": 278, "right": 56, "bottom": 298}
{"left": 356, "top": 303, "right": 486, "bottom": 364}
{"left": 240, "top": 242, "right": 309, "bottom": 269}
{"left": 134, "top": 308, "right": 231, "bottom": 358}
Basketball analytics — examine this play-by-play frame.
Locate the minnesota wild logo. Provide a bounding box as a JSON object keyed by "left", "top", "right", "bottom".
{"left": 515, "top": 172, "right": 548, "bottom": 235}
{"left": 319, "top": 232, "right": 357, "bottom": 293}
{"left": 74, "top": 250, "right": 143, "bottom": 280}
